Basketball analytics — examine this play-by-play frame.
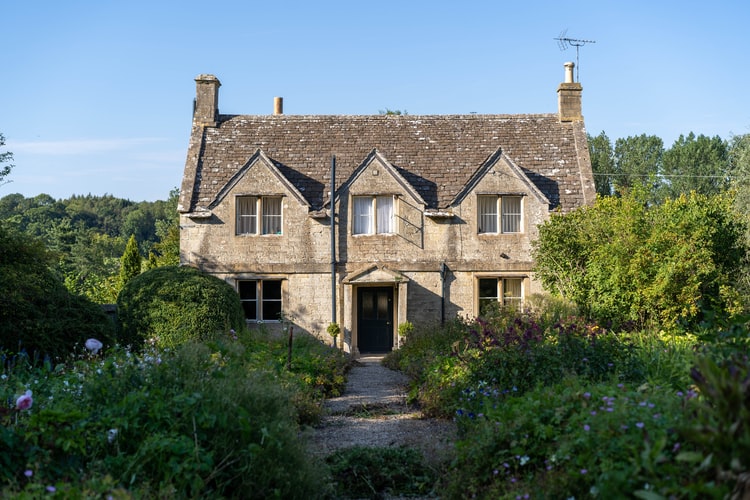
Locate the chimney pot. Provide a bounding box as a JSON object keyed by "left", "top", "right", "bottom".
{"left": 274, "top": 97, "right": 283, "bottom": 115}
{"left": 564, "top": 61, "right": 575, "bottom": 83}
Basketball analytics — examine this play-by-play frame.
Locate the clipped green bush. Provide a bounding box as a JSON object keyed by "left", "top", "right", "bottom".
{"left": 117, "top": 265, "right": 244, "bottom": 349}
{"left": 0, "top": 223, "right": 115, "bottom": 360}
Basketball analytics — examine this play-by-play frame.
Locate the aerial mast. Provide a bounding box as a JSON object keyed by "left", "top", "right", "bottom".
{"left": 554, "top": 30, "right": 596, "bottom": 81}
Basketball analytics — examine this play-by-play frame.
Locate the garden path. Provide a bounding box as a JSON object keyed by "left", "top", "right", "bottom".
{"left": 306, "top": 355, "right": 456, "bottom": 467}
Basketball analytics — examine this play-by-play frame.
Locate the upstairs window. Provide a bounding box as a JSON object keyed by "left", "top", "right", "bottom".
{"left": 238, "top": 279, "right": 282, "bottom": 321}
{"left": 236, "top": 196, "right": 282, "bottom": 235}
{"left": 477, "top": 195, "right": 522, "bottom": 234}
{"left": 478, "top": 277, "right": 524, "bottom": 314}
{"left": 352, "top": 195, "right": 394, "bottom": 235}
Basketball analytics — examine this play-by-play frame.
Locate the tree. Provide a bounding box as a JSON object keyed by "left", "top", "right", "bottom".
{"left": 588, "top": 132, "right": 615, "bottom": 197}
{"left": 660, "top": 133, "right": 729, "bottom": 200}
{"left": 532, "top": 190, "right": 747, "bottom": 330}
{"left": 0, "top": 222, "right": 115, "bottom": 359}
{"left": 613, "top": 134, "right": 664, "bottom": 199}
{"left": 0, "top": 133, "right": 14, "bottom": 187}
{"left": 119, "top": 234, "right": 142, "bottom": 288}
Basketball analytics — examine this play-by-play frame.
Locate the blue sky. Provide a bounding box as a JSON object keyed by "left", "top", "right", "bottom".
{"left": 3, "top": 1, "right": 748, "bottom": 202}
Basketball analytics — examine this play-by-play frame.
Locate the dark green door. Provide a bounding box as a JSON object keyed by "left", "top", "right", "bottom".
{"left": 357, "top": 287, "right": 394, "bottom": 353}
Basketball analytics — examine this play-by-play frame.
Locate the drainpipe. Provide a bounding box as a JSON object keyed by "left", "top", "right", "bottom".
{"left": 330, "top": 156, "right": 337, "bottom": 346}
{"left": 439, "top": 262, "right": 447, "bottom": 325}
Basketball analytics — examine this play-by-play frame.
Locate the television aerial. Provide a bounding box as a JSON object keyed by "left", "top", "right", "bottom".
{"left": 554, "top": 30, "right": 596, "bottom": 82}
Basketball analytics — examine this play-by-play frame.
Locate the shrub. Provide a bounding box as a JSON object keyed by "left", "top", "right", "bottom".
{"left": 394, "top": 311, "right": 644, "bottom": 418}
{"left": 447, "top": 378, "right": 715, "bottom": 499}
{"left": 0, "top": 223, "right": 115, "bottom": 360}
{"left": 326, "top": 446, "right": 436, "bottom": 498}
{"left": 116, "top": 265, "right": 245, "bottom": 350}
{"left": 3, "top": 340, "right": 329, "bottom": 498}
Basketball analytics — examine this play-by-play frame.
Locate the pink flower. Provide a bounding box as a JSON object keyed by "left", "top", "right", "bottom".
{"left": 85, "top": 338, "right": 103, "bottom": 354}
{"left": 16, "top": 390, "right": 33, "bottom": 410}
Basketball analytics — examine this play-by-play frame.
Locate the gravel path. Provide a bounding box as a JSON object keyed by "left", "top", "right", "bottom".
{"left": 306, "top": 355, "right": 456, "bottom": 467}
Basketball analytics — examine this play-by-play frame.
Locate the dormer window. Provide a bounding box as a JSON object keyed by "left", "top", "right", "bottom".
{"left": 352, "top": 195, "right": 394, "bottom": 235}
{"left": 236, "top": 196, "right": 282, "bottom": 235}
{"left": 478, "top": 195, "right": 522, "bottom": 234}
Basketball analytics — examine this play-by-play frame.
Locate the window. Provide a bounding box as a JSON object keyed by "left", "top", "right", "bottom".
{"left": 238, "top": 280, "right": 282, "bottom": 321}
{"left": 477, "top": 195, "right": 522, "bottom": 234}
{"left": 352, "top": 195, "right": 394, "bottom": 235}
{"left": 478, "top": 277, "right": 524, "bottom": 314}
{"left": 236, "top": 196, "right": 283, "bottom": 235}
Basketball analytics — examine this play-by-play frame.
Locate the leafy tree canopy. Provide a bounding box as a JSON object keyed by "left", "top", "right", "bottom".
{"left": 532, "top": 189, "right": 747, "bottom": 330}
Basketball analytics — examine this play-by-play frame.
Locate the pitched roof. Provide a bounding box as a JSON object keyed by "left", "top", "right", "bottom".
{"left": 179, "top": 113, "right": 593, "bottom": 213}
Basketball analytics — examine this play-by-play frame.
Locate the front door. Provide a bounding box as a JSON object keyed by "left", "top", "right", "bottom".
{"left": 357, "top": 287, "right": 394, "bottom": 353}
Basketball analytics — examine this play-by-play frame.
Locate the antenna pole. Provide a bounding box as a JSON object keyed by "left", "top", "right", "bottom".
{"left": 554, "top": 31, "right": 596, "bottom": 81}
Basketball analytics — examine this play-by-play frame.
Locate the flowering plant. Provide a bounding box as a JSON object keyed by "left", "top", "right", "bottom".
{"left": 16, "top": 390, "right": 33, "bottom": 410}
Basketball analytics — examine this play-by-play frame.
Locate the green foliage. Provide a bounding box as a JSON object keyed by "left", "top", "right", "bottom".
{"left": 0, "top": 190, "right": 180, "bottom": 304}
{"left": 680, "top": 335, "right": 750, "bottom": 491}
{"left": 326, "top": 322, "right": 340, "bottom": 338}
{"left": 446, "top": 378, "right": 715, "bottom": 499}
{"left": 613, "top": 134, "right": 664, "bottom": 197}
{"left": 533, "top": 190, "right": 747, "bottom": 330}
{"left": 117, "top": 266, "right": 245, "bottom": 350}
{"left": 118, "top": 234, "right": 141, "bottom": 288}
{"left": 401, "top": 311, "right": 643, "bottom": 418}
{"left": 588, "top": 131, "right": 615, "bottom": 196}
{"left": 661, "top": 133, "right": 730, "bottom": 200}
{"left": 1, "top": 336, "right": 340, "bottom": 498}
{"left": 0, "top": 133, "right": 13, "bottom": 185}
{"left": 326, "top": 446, "right": 435, "bottom": 498}
{"left": 0, "top": 223, "right": 115, "bottom": 360}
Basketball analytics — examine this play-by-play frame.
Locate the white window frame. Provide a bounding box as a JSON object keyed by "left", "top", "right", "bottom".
{"left": 477, "top": 195, "right": 523, "bottom": 234}
{"left": 352, "top": 195, "right": 395, "bottom": 235}
{"left": 237, "top": 279, "right": 283, "bottom": 322}
{"left": 477, "top": 277, "right": 525, "bottom": 314}
{"left": 236, "top": 196, "right": 283, "bottom": 235}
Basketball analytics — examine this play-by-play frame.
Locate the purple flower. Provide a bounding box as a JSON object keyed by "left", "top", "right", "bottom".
{"left": 583, "top": 392, "right": 591, "bottom": 399}
{"left": 24, "top": 470, "right": 33, "bottom": 478}
{"left": 636, "top": 422, "right": 644, "bottom": 429}
{"left": 583, "top": 424, "right": 590, "bottom": 431}
{"left": 16, "top": 391, "right": 33, "bottom": 411}
{"left": 590, "top": 410, "right": 597, "bottom": 415}
{"left": 673, "top": 442, "right": 681, "bottom": 453}
{"left": 580, "top": 469, "right": 588, "bottom": 474}
{"left": 46, "top": 486, "right": 56, "bottom": 493}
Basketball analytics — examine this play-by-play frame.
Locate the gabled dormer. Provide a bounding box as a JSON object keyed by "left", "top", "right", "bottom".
{"left": 338, "top": 149, "right": 425, "bottom": 240}
{"left": 208, "top": 149, "right": 309, "bottom": 237}
{"left": 451, "top": 147, "right": 550, "bottom": 236}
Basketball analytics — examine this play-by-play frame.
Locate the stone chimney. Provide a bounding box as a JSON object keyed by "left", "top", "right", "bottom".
{"left": 274, "top": 97, "right": 283, "bottom": 115}
{"left": 193, "top": 74, "right": 221, "bottom": 127}
{"left": 557, "top": 62, "right": 582, "bottom": 122}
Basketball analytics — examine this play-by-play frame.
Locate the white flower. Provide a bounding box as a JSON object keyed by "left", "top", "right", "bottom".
{"left": 85, "top": 338, "right": 103, "bottom": 354}
{"left": 107, "top": 428, "right": 118, "bottom": 444}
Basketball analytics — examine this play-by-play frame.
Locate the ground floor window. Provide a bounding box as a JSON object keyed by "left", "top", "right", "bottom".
{"left": 478, "top": 277, "right": 524, "bottom": 314}
{"left": 237, "top": 279, "right": 282, "bottom": 321}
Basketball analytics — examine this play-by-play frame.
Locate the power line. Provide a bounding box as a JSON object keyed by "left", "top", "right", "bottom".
{"left": 592, "top": 172, "right": 732, "bottom": 179}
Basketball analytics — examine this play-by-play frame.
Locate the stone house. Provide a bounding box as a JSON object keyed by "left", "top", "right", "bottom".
{"left": 178, "top": 63, "right": 596, "bottom": 355}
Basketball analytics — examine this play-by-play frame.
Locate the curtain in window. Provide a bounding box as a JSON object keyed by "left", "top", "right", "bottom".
{"left": 478, "top": 196, "right": 498, "bottom": 233}
{"left": 376, "top": 196, "right": 393, "bottom": 234}
{"left": 353, "top": 197, "right": 372, "bottom": 234}
{"left": 262, "top": 197, "right": 282, "bottom": 235}
{"left": 236, "top": 197, "right": 257, "bottom": 234}
{"left": 503, "top": 278, "right": 523, "bottom": 307}
{"left": 501, "top": 196, "right": 522, "bottom": 233}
